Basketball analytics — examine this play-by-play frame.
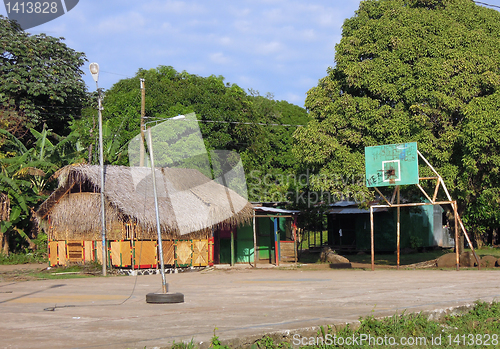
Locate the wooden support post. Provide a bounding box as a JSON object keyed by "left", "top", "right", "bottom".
{"left": 253, "top": 215, "right": 257, "bottom": 268}
{"left": 293, "top": 216, "right": 298, "bottom": 263}
{"left": 453, "top": 201, "right": 459, "bottom": 271}
{"left": 456, "top": 214, "right": 480, "bottom": 269}
{"left": 397, "top": 186, "right": 400, "bottom": 270}
{"left": 230, "top": 228, "right": 235, "bottom": 266}
{"left": 274, "top": 217, "right": 279, "bottom": 266}
{"left": 139, "top": 79, "right": 146, "bottom": 167}
{"left": 370, "top": 206, "right": 375, "bottom": 271}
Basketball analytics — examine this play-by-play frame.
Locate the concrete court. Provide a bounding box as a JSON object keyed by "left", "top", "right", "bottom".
{"left": 1, "top": 267, "right": 499, "bottom": 349}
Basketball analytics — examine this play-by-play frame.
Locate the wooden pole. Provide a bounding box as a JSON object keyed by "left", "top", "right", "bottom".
{"left": 397, "top": 186, "right": 400, "bottom": 270}
{"left": 139, "top": 79, "right": 146, "bottom": 167}
{"left": 253, "top": 215, "right": 257, "bottom": 268}
{"left": 274, "top": 217, "right": 279, "bottom": 266}
{"left": 293, "top": 216, "right": 298, "bottom": 263}
{"left": 230, "top": 228, "right": 235, "bottom": 266}
{"left": 453, "top": 201, "right": 459, "bottom": 271}
{"left": 370, "top": 206, "right": 375, "bottom": 271}
{"left": 456, "top": 213, "right": 480, "bottom": 269}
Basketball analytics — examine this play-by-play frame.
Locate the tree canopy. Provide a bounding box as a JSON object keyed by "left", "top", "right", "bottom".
{"left": 0, "top": 17, "right": 87, "bottom": 253}
{"left": 74, "top": 66, "right": 309, "bottom": 201}
{"left": 293, "top": 0, "right": 500, "bottom": 244}
{"left": 0, "top": 15, "right": 87, "bottom": 138}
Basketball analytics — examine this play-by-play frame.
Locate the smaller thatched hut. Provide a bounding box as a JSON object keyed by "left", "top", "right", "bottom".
{"left": 36, "top": 165, "right": 253, "bottom": 267}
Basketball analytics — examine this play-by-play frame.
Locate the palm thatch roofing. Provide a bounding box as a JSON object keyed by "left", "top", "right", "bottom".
{"left": 36, "top": 164, "right": 253, "bottom": 239}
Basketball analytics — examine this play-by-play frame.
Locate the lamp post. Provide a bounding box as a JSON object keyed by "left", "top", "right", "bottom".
{"left": 89, "top": 62, "right": 107, "bottom": 276}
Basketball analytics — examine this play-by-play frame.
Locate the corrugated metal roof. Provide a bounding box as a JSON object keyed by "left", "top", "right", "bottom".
{"left": 254, "top": 206, "right": 300, "bottom": 214}
{"left": 329, "top": 201, "right": 359, "bottom": 207}
{"left": 328, "top": 207, "right": 388, "bottom": 214}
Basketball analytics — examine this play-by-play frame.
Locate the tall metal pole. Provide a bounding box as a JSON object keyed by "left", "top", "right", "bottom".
{"left": 97, "top": 90, "right": 107, "bottom": 276}
{"left": 139, "top": 79, "right": 146, "bottom": 167}
{"left": 90, "top": 62, "right": 107, "bottom": 277}
{"left": 146, "top": 127, "right": 167, "bottom": 293}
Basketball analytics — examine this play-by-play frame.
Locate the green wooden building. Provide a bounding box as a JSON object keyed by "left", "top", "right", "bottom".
{"left": 327, "top": 201, "right": 454, "bottom": 252}
{"left": 215, "top": 206, "right": 299, "bottom": 265}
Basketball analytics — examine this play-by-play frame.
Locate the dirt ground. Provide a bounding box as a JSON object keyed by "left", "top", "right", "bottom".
{"left": 1, "top": 264, "right": 499, "bottom": 349}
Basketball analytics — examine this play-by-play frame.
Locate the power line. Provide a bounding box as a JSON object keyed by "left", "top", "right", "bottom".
{"left": 144, "top": 117, "right": 305, "bottom": 128}
{"left": 473, "top": 1, "right": 500, "bottom": 9}
{"left": 99, "top": 70, "right": 133, "bottom": 78}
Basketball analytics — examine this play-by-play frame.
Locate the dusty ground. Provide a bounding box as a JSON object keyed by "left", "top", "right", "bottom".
{"left": 0, "top": 263, "right": 48, "bottom": 282}
{"left": 1, "top": 264, "right": 499, "bottom": 349}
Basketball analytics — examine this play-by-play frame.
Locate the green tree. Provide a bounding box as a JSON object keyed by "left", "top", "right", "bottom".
{"left": 293, "top": 0, "right": 500, "bottom": 245}
{"left": 74, "top": 66, "right": 308, "bottom": 202}
{"left": 0, "top": 126, "right": 81, "bottom": 254}
{"left": 0, "top": 15, "right": 87, "bottom": 138}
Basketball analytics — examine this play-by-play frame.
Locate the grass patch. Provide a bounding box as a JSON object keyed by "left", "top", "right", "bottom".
{"left": 33, "top": 262, "right": 102, "bottom": 280}
{"left": 467, "top": 246, "right": 500, "bottom": 258}
{"left": 0, "top": 251, "right": 47, "bottom": 265}
{"left": 172, "top": 302, "right": 500, "bottom": 348}
{"left": 0, "top": 262, "right": 103, "bottom": 282}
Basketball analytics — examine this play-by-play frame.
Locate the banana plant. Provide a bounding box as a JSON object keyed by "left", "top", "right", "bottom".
{"left": 0, "top": 126, "right": 83, "bottom": 253}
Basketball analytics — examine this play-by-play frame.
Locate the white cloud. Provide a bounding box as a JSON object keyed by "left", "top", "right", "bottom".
{"left": 96, "top": 12, "right": 146, "bottom": 34}
{"left": 257, "top": 41, "right": 285, "bottom": 55}
{"left": 283, "top": 92, "right": 304, "bottom": 105}
{"left": 142, "top": 0, "right": 207, "bottom": 15}
{"left": 209, "top": 52, "right": 231, "bottom": 65}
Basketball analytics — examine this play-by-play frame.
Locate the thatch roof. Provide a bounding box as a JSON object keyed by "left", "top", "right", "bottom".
{"left": 36, "top": 165, "right": 253, "bottom": 238}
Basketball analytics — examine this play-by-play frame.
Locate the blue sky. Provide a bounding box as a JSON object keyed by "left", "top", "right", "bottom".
{"left": 2, "top": 0, "right": 500, "bottom": 107}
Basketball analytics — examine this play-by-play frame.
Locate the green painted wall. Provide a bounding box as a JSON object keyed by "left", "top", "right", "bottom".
{"left": 257, "top": 217, "right": 273, "bottom": 260}
{"left": 236, "top": 224, "right": 254, "bottom": 263}
{"left": 219, "top": 238, "right": 231, "bottom": 264}
{"left": 355, "top": 206, "right": 435, "bottom": 251}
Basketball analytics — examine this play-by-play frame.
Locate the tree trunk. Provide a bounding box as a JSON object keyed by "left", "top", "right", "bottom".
{"left": 458, "top": 233, "right": 465, "bottom": 254}
{"left": 1, "top": 232, "right": 9, "bottom": 255}
{"left": 88, "top": 143, "right": 93, "bottom": 164}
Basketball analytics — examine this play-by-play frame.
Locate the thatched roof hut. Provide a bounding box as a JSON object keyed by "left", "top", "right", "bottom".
{"left": 36, "top": 165, "right": 253, "bottom": 241}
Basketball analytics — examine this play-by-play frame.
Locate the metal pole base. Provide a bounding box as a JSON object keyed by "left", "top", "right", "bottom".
{"left": 146, "top": 292, "right": 184, "bottom": 304}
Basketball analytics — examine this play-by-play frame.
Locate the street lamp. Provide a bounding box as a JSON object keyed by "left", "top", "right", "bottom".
{"left": 89, "top": 62, "right": 107, "bottom": 276}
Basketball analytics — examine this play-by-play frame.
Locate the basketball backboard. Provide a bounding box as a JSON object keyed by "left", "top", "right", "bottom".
{"left": 365, "top": 142, "right": 419, "bottom": 187}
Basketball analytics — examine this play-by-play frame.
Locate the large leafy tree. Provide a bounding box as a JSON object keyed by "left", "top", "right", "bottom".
{"left": 74, "top": 66, "right": 308, "bottom": 201}
{"left": 294, "top": 0, "right": 500, "bottom": 245}
{"left": 0, "top": 16, "right": 87, "bottom": 253}
{"left": 0, "top": 15, "right": 87, "bottom": 138}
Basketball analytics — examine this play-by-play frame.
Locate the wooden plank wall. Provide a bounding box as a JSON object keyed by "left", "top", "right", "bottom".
{"left": 48, "top": 239, "right": 210, "bottom": 268}
{"left": 279, "top": 241, "right": 296, "bottom": 262}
